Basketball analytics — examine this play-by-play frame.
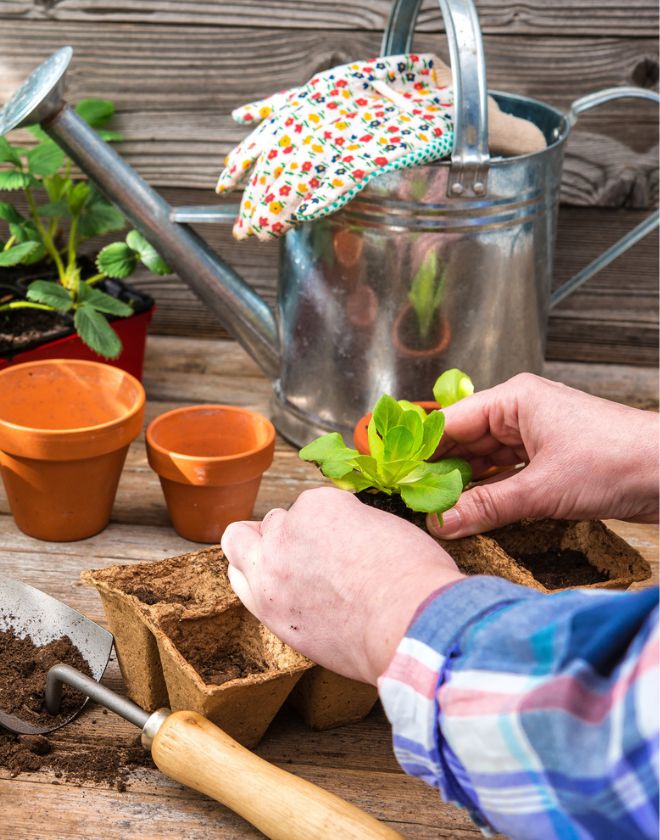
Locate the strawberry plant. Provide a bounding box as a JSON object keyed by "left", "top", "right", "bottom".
{"left": 300, "top": 370, "right": 474, "bottom": 515}
{"left": 0, "top": 99, "right": 170, "bottom": 359}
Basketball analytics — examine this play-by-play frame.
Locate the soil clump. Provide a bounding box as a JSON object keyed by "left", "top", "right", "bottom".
{"left": 190, "top": 646, "right": 268, "bottom": 686}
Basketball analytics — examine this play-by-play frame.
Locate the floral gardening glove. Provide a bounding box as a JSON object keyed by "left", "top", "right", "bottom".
{"left": 216, "top": 54, "right": 454, "bottom": 240}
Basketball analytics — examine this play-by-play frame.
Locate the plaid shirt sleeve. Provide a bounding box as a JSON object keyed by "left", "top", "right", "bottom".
{"left": 378, "top": 576, "right": 659, "bottom": 839}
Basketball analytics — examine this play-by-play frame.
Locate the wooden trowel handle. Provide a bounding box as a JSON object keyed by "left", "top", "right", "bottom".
{"left": 151, "top": 710, "right": 403, "bottom": 840}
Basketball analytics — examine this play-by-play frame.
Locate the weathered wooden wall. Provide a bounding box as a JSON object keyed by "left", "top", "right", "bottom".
{"left": 0, "top": 1, "right": 658, "bottom": 365}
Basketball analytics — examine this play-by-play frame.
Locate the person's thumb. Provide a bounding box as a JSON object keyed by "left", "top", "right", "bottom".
{"left": 426, "top": 469, "right": 541, "bottom": 539}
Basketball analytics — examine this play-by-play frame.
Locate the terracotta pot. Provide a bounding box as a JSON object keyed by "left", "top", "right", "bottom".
{"left": 0, "top": 359, "right": 145, "bottom": 541}
{"left": 146, "top": 405, "right": 276, "bottom": 543}
{"left": 353, "top": 400, "right": 439, "bottom": 455}
{"left": 392, "top": 302, "right": 451, "bottom": 359}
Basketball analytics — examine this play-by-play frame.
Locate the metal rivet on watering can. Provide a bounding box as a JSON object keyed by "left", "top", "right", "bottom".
{"left": 450, "top": 183, "right": 465, "bottom": 195}
{"left": 473, "top": 182, "right": 485, "bottom": 194}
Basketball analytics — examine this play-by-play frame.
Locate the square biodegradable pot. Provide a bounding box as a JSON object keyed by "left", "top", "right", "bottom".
{"left": 438, "top": 518, "right": 651, "bottom": 593}
{"left": 288, "top": 667, "right": 379, "bottom": 730}
{"left": 83, "top": 547, "right": 312, "bottom": 747}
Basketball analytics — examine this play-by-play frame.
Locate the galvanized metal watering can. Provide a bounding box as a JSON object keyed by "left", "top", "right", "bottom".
{"left": 0, "top": 0, "right": 657, "bottom": 447}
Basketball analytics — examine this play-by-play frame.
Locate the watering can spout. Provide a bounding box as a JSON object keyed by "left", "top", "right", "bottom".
{"left": 0, "top": 48, "right": 280, "bottom": 378}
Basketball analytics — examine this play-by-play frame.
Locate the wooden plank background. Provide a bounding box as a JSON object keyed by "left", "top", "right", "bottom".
{"left": 0, "top": 0, "right": 658, "bottom": 366}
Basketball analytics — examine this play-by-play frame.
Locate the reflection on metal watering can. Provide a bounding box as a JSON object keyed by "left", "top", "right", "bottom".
{"left": 1, "top": 0, "right": 657, "bottom": 448}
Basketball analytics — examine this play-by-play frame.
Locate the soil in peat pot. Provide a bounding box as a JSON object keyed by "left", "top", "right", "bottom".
{"left": 187, "top": 644, "right": 269, "bottom": 687}
{"left": 356, "top": 490, "right": 609, "bottom": 590}
{"left": 0, "top": 628, "right": 154, "bottom": 789}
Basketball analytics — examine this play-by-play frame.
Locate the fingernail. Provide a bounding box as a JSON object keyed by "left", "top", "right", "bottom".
{"left": 429, "top": 507, "right": 462, "bottom": 536}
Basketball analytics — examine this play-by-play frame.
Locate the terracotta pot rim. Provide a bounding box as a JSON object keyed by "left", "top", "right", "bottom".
{"left": 146, "top": 404, "right": 276, "bottom": 465}
{"left": 392, "top": 303, "right": 451, "bottom": 359}
{"left": 0, "top": 358, "right": 145, "bottom": 439}
{"left": 353, "top": 400, "right": 440, "bottom": 455}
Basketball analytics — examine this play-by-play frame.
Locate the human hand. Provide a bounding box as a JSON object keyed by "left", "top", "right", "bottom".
{"left": 221, "top": 487, "right": 463, "bottom": 684}
{"left": 427, "top": 373, "right": 660, "bottom": 539}
{"left": 216, "top": 54, "right": 453, "bottom": 239}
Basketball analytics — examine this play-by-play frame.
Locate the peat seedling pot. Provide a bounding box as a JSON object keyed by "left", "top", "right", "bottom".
{"left": 0, "top": 359, "right": 145, "bottom": 541}
{"left": 82, "top": 546, "right": 382, "bottom": 740}
{"left": 357, "top": 492, "right": 651, "bottom": 593}
{"left": 0, "top": 274, "right": 155, "bottom": 382}
{"left": 82, "top": 548, "right": 311, "bottom": 748}
{"left": 146, "top": 405, "right": 275, "bottom": 543}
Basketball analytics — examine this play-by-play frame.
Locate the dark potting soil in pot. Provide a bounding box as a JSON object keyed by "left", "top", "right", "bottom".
{"left": 0, "top": 308, "right": 72, "bottom": 356}
{"left": 189, "top": 645, "right": 269, "bottom": 686}
{"left": 509, "top": 549, "right": 606, "bottom": 589}
{"left": 355, "top": 490, "right": 609, "bottom": 589}
{"left": 0, "top": 627, "right": 92, "bottom": 726}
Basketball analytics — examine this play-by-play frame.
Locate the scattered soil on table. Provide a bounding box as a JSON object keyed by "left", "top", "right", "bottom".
{"left": 0, "top": 729, "right": 154, "bottom": 790}
{"left": 0, "top": 308, "right": 72, "bottom": 356}
{"left": 189, "top": 646, "right": 268, "bottom": 686}
{"left": 512, "top": 549, "right": 607, "bottom": 590}
{"left": 0, "top": 628, "right": 92, "bottom": 726}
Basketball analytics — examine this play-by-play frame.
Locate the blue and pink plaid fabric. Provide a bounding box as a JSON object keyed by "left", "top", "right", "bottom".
{"left": 379, "top": 576, "right": 659, "bottom": 839}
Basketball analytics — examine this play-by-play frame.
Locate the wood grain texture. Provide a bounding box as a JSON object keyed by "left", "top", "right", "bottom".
{"left": 0, "top": 334, "right": 656, "bottom": 839}
{"left": 0, "top": 23, "right": 657, "bottom": 203}
{"left": 1, "top": 0, "right": 658, "bottom": 37}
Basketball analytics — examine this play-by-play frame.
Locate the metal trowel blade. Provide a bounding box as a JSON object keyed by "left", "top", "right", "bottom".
{"left": 0, "top": 576, "right": 113, "bottom": 735}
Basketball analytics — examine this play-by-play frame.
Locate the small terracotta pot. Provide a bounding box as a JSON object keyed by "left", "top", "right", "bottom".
{"left": 146, "top": 405, "right": 275, "bottom": 543}
{"left": 0, "top": 359, "right": 145, "bottom": 541}
{"left": 353, "top": 400, "right": 439, "bottom": 455}
{"left": 392, "top": 303, "right": 451, "bottom": 359}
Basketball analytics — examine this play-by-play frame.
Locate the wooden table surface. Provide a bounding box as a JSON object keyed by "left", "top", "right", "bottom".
{"left": 0, "top": 336, "right": 657, "bottom": 840}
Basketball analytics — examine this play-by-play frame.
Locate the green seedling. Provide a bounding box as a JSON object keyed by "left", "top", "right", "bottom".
{"left": 408, "top": 249, "right": 445, "bottom": 344}
{"left": 299, "top": 369, "right": 475, "bottom": 516}
{"left": 0, "top": 99, "right": 170, "bottom": 359}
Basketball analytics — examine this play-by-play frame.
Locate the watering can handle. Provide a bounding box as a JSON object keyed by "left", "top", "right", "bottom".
{"left": 382, "top": 0, "right": 490, "bottom": 197}
{"left": 550, "top": 87, "right": 660, "bottom": 308}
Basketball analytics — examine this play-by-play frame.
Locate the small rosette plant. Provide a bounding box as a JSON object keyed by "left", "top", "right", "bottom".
{"left": 300, "top": 370, "right": 475, "bottom": 516}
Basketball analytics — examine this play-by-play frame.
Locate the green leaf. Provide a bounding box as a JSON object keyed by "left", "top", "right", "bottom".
{"left": 417, "top": 409, "right": 445, "bottom": 461}
{"left": 96, "top": 242, "right": 137, "bottom": 278}
{"left": 396, "top": 400, "right": 427, "bottom": 420}
{"left": 433, "top": 369, "right": 474, "bottom": 407}
{"left": 126, "top": 229, "right": 170, "bottom": 275}
{"left": 399, "top": 465, "right": 464, "bottom": 513}
{"left": 75, "top": 99, "right": 115, "bottom": 129}
{"left": 78, "top": 284, "right": 132, "bottom": 317}
{"left": 74, "top": 305, "right": 122, "bottom": 359}
{"left": 26, "top": 124, "right": 50, "bottom": 143}
{"left": 44, "top": 173, "right": 72, "bottom": 203}
{"left": 36, "top": 199, "right": 70, "bottom": 218}
{"left": 0, "top": 137, "right": 22, "bottom": 167}
{"left": 399, "top": 409, "right": 424, "bottom": 454}
{"left": 0, "top": 241, "right": 41, "bottom": 266}
{"left": 331, "top": 471, "right": 377, "bottom": 493}
{"left": 26, "top": 280, "right": 73, "bottom": 311}
{"left": 0, "top": 170, "right": 36, "bottom": 190}
{"left": 408, "top": 250, "right": 445, "bottom": 343}
{"left": 300, "top": 432, "right": 356, "bottom": 465}
{"left": 18, "top": 241, "right": 47, "bottom": 265}
{"left": 366, "top": 415, "right": 384, "bottom": 462}
{"left": 27, "top": 142, "right": 65, "bottom": 176}
{"left": 352, "top": 455, "right": 383, "bottom": 485}
{"left": 0, "top": 202, "right": 24, "bottom": 225}
{"left": 67, "top": 181, "right": 91, "bottom": 215}
{"left": 372, "top": 394, "right": 402, "bottom": 439}
{"left": 383, "top": 425, "right": 415, "bottom": 463}
{"left": 98, "top": 129, "right": 123, "bottom": 142}
{"left": 402, "top": 458, "right": 472, "bottom": 488}
{"left": 78, "top": 193, "right": 125, "bottom": 238}
{"left": 9, "top": 219, "right": 40, "bottom": 243}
